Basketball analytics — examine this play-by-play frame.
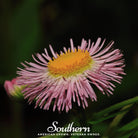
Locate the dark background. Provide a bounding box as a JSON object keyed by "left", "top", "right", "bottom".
{"left": 0, "top": 0, "right": 138, "bottom": 138}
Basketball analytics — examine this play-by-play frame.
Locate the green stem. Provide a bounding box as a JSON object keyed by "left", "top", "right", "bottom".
{"left": 11, "top": 101, "right": 25, "bottom": 138}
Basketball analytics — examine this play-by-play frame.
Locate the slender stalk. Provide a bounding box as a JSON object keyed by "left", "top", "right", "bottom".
{"left": 11, "top": 101, "right": 24, "bottom": 138}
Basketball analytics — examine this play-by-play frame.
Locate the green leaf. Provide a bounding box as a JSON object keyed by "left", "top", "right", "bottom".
{"left": 117, "top": 132, "right": 135, "bottom": 138}
{"left": 101, "top": 104, "right": 133, "bottom": 137}
{"left": 89, "top": 107, "right": 131, "bottom": 125}
{"left": 92, "top": 96, "right": 138, "bottom": 119}
{"left": 115, "top": 127, "right": 138, "bottom": 138}
{"left": 118, "top": 118, "right": 138, "bottom": 132}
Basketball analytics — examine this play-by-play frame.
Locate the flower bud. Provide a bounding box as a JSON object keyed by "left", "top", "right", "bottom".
{"left": 4, "top": 78, "right": 25, "bottom": 99}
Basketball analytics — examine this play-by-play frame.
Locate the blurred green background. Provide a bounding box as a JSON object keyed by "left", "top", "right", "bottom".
{"left": 0, "top": 0, "right": 138, "bottom": 138}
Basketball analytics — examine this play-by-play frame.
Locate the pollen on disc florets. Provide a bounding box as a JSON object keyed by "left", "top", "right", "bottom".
{"left": 47, "top": 48, "right": 94, "bottom": 78}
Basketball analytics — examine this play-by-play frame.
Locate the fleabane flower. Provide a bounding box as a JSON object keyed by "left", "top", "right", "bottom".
{"left": 4, "top": 78, "right": 24, "bottom": 99}
{"left": 17, "top": 38, "right": 125, "bottom": 112}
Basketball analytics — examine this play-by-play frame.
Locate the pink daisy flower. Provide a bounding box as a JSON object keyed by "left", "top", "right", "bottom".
{"left": 17, "top": 38, "right": 125, "bottom": 112}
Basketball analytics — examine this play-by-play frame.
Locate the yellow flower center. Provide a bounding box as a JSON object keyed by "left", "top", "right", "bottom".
{"left": 48, "top": 49, "right": 93, "bottom": 78}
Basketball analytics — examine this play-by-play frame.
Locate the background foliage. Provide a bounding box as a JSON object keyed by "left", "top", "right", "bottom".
{"left": 0, "top": 0, "right": 138, "bottom": 138}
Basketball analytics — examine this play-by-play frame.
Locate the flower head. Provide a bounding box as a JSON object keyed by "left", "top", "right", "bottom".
{"left": 17, "top": 38, "right": 125, "bottom": 112}
{"left": 4, "top": 78, "right": 24, "bottom": 99}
